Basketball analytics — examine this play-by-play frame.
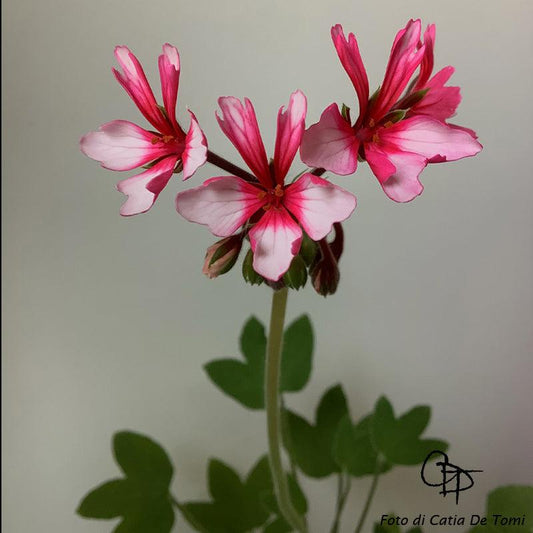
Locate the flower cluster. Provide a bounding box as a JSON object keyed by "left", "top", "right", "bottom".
{"left": 80, "top": 20, "right": 481, "bottom": 293}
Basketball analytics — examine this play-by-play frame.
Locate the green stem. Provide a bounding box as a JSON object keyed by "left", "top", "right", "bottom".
{"left": 330, "top": 473, "right": 352, "bottom": 533}
{"left": 354, "top": 460, "right": 381, "bottom": 533}
{"left": 266, "top": 288, "right": 307, "bottom": 533}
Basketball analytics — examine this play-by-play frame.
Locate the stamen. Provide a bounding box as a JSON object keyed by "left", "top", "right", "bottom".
{"left": 263, "top": 203, "right": 272, "bottom": 211}
{"left": 162, "top": 135, "right": 174, "bottom": 143}
{"left": 257, "top": 190, "right": 267, "bottom": 200}
{"left": 151, "top": 137, "right": 160, "bottom": 144}
{"left": 384, "top": 121, "right": 393, "bottom": 128}
{"left": 372, "top": 132, "right": 380, "bottom": 143}
{"left": 369, "top": 118, "right": 376, "bottom": 128}
{"left": 274, "top": 184, "right": 284, "bottom": 197}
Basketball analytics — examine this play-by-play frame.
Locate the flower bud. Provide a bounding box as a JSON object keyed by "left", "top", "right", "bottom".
{"left": 203, "top": 235, "right": 243, "bottom": 279}
{"left": 310, "top": 224, "right": 344, "bottom": 296}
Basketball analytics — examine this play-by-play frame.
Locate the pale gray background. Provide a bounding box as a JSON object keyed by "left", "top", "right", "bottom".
{"left": 3, "top": 0, "right": 532, "bottom": 531}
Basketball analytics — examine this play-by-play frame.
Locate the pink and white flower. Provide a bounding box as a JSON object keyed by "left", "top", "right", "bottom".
{"left": 176, "top": 91, "right": 357, "bottom": 281}
{"left": 80, "top": 44, "right": 207, "bottom": 215}
{"left": 300, "top": 20, "right": 482, "bottom": 202}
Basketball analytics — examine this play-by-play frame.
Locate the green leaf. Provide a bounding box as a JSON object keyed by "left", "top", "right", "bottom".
{"left": 280, "top": 315, "right": 313, "bottom": 392}
{"left": 205, "top": 315, "right": 314, "bottom": 409}
{"left": 204, "top": 317, "right": 266, "bottom": 409}
{"left": 77, "top": 479, "right": 132, "bottom": 519}
{"left": 77, "top": 431, "right": 174, "bottom": 533}
{"left": 373, "top": 519, "right": 423, "bottom": 533}
{"left": 374, "top": 523, "right": 401, "bottom": 533}
{"left": 183, "top": 455, "right": 307, "bottom": 533}
{"left": 182, "top": 457, "right": 271, "bottom": 532}
{"left": 113, "top": 431, "right": 173, "bottom": 489}
{"left": 371, "top": 397, "right": 448, "bottom": 466}
{"left": 469, "top": 485, "right": 533, "bottom": 533}
{"left": 263, "top": 518, "right": 291, "bottom": 533}
{"left": 333, "top": 415, "right": 392, "bottom": 477}
{"left": 284, "top": 384, "right": 349, "bottom": 478}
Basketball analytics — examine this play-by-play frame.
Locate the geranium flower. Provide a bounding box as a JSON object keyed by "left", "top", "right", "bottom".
{"left": 80, "top": 44, "right": 207, "bottom": 215}
{"left": 175, "top": 91, "right": 357, "bottom": 281}
{"left": 300, "top": 20, "right": 482, "bottom": 202}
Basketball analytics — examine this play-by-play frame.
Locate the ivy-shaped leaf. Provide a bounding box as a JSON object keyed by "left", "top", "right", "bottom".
{"left": 283, "top": 384, "right": 349, "bottom": 478}
{"left": 204, "top": 315, "right": 314, "bottom": 409}
{"left": 373, "top": 517, "right": 423, "bottom": 533}
{"left": 182, "top": 455, "right": 307, "bottom": 533}
{"left": 371, "top": 396, "right": 448, "bottom": 466}
{"left": 333, "top": 414, "right": 392, "bottom": 477}
{"left": 469, "top": 485, "right": 533, "bottom": 533}
{"left": 77, "top": 431, "right": 174, "bottom": 533}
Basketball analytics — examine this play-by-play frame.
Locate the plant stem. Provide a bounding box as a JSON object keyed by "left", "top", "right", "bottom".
{"left": 206, "top": 150, "right": 257, "bottom": 182}
{"left": 266, "top": 288, "right": 307, "bottom": 533}
{"left": 330, "top": 473, "right": 352, "bottom": 533}
{"left": 354, "top": 461, "right": 381, "bottom": 533}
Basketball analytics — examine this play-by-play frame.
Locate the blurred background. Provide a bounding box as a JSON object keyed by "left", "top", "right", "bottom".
{"left": 3, "top": 0, "right": 532, "bottom": 531}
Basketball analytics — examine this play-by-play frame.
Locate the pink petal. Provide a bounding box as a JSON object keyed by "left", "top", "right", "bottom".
{"left": 331, "top": 24, "right": 369, "bottom": 122}
{"left": 300, "top": 103, "right": 359, "bottom": 175}
{"left": 116, "top": 155, "right": 179, "bottom": 216}
{"left": 216, "top": 97, "right": 271, "bottom": 188}
{"left": 380, "top": 115, "right": 482, "bottom": 161}
{"left": 158, "top": 43, "right": 182, "bottom": 134}
{"left": 411, "top": 66, "right": 461, "bottom": 121}
{"left": 374, "top": 150, "right": 427, "bottom": 203}
{"left": 113, "top": 46, "right": 171, "bottom": 135}
{"left": 415, "top": 24, "right": 436, "bottom": 89}
{"left": 273, "top": 90, "right": 307, "bottom": 184}
{"left": 364, "top": 143, "right": 397, "bottom": 183}
{"left": 80, "top": 120, "right": 174, "bottom": 171}
{"left": 373, "top": 19, "right": 425, "bottom": 121}
{"left": 182, "top": 110, "right": 208, "bottom": 180}
{"left": 175, "top": 176, "right": 266, "bottom": 237}
{"left": 249, "top": 207, "right": 302, "bottom": 281}
{"left": 283, "top": 174, "right": 357, "bottom": 241}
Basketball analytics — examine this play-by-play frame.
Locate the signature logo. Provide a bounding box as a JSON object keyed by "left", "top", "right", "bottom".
{"left": 420, "top": 450, "right": 483, "bottom": 504}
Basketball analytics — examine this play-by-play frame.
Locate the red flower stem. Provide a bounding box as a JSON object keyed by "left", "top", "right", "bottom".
{"left": 206, "top": 150, "right": 258, "bottom": 182}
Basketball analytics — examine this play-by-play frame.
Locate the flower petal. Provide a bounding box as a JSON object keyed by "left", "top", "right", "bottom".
{"left": 415, "top": 24, "right": 436, "bottom": 90}
{"left": 216, "top": 97, "right": 271, "bottom": 187}
{"left": 364, "top": 143, "right": 397, "bottom": 183}
{"left": 331, "top": 24, "right": 369, "bottom": 122}
{"left": 175, "top": 176, "right": 266, "bottom": 237}
{"left": 116, "top": 155, "right": 179, "bottom": 216}
{"left": 300, "top": 103, "right": 359, "bottom": 175}
{"left": 379, "top": 151, "right": 427, "bottom": 203}
{"left": 373, "top": 19, "right": 425, "bottom": 121}
{"left": 113, "top": 46, "right": 171, "bottom": 135}
{"left": 380, "top": 115, "right": 482, "bottom": 161}
{"left": 273, "top": 90, "right": 307, "bottom": 184}
{"left": 411, "top": 66, "right": 461, "bottom": 121}
{"left": 249, "top": 207, "right": 302, "bottom": 281}
{"left": 158, "top": 43, "right": 182, "bottom": 134}
{"left": 80, "top": 120, "right": 174, "bottom": 171}
{"left": 283, "top": 174, "right": 357, "bottom": 241}
{"left": 182, "top": 110, "right": 208, "bottom": 180}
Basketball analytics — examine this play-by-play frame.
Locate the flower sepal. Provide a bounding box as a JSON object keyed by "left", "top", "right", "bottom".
{"left": 283, "top": 256, "right": 308, "bottom": 291}
{"left": 242, "top": 249, "right": 265, "bottom": 286}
